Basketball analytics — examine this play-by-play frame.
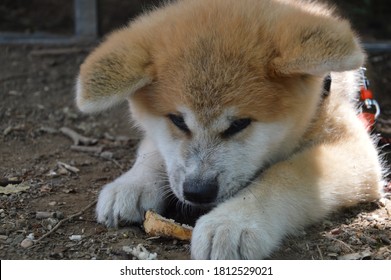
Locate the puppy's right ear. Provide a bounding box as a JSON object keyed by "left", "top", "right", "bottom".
{"left": 76, "top": 27, "right": 153, "bottom": 113}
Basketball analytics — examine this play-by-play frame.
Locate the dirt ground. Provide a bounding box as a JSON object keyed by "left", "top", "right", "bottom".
{"left": 0, "top": 43, "right": 390, "bottom": 260}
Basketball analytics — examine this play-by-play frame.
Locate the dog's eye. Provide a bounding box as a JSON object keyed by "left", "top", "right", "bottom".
{"left": 168, "top": 114, "right": 190, "bottom": 133}
{"left": 222, "top": 118, "right": 252, "bottom": 138}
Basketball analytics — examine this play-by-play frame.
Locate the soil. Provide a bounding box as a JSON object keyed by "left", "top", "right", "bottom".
{"left": 0, "top": 44, "right": 390, "bottom": 260}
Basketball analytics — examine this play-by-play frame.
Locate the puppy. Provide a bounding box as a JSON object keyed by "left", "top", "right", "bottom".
{"left": 76, "top": 0, "right": 383, "bottom": 259}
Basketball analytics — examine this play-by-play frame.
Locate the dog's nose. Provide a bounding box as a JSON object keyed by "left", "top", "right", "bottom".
{"left": 183, "top": 177, "right": 218, "bottom": 204}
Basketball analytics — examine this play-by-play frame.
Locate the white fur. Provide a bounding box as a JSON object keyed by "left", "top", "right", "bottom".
{"left": 96, "top": 138, "right": 166, "bottom": 226}
{"left": 135, "top": 107, "right": 296, "bottom": 206}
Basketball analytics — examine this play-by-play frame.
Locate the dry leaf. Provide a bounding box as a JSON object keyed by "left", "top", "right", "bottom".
{"left": 0, "top": 183, "right": 30, "bottom": 194}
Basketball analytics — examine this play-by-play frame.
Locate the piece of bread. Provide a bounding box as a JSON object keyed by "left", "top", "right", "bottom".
{"left": 143, "top": 210, "right": 192, "bottom": 241}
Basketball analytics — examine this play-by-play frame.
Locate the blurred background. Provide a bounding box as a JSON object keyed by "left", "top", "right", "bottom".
{"left": 0, "top": 0, "right": 390, "bottom": 39}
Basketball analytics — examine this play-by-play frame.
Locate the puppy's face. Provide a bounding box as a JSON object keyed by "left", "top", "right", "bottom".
{"left": 76, "top": 0, "right": 364, "bottom": 207}
{"left": 135, "top": 105, "right": 296, "bottom": 207}
{"left": 129, "top": 47, "right": 322, "bottom": 207}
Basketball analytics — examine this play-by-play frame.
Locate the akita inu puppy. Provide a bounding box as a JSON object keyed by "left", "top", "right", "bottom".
{"left": 76, "top": 0, "right": 384, "bottom": 259}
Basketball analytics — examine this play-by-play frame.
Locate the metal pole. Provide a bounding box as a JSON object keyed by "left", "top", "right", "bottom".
{"left": 363, "top": 42, "right": 391, "bottom": 53}
{"left": 74, "top": 0, "right": 98, "bottom": 39}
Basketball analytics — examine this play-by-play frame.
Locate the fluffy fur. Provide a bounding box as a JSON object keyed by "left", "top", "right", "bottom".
{"left": 76, "top": 0, "right": 383, "bottom": 259}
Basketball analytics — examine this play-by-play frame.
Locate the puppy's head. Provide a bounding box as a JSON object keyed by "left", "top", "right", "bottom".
{"left": 77, "top": 0, "right": 364, "bottom": 207}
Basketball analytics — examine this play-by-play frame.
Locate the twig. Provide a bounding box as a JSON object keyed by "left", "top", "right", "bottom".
{"left": 316, "top": 245, "right": 323, "bottom": 260}
{"left": 71, "top": 145, "right": 103, "bottom": 154}
{"left": 57, "top": 161, "right": 80, "bottom": 173}
{"left": 60, "top": 127, "right": 98, "bottom": 146}
{"left": 33, "top": 200, "right": 97, "bottom": 244}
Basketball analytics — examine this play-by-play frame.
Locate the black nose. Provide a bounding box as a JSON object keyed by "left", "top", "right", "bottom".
{"left": 183, "top": 177, "right": 218, "bottom": 204}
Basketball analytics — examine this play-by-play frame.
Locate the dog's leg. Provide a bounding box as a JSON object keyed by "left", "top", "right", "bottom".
{"left": 96, "top": 138, "right": 167, "bottom": 227}
{"left": 191, "top": 140, "right": 382, "bottom": 259}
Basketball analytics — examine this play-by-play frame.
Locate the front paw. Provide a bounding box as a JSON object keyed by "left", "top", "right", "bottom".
{"left": 191, "top": 208, "right": 279, "bottom": 259}
{"left": 96, "top": 181, "right": 164, "bottom": 227}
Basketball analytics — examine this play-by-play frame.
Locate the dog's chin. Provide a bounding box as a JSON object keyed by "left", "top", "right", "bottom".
{"left": 178, "top": 183, "right": 251, "bottom": 209}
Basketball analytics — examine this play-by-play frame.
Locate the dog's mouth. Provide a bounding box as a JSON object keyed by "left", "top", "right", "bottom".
{"left": 169, "top": 164, "right": 266, "bottom": 208}
{"left": 179, "top": 168, "right": 266, "bottom": 207}
{"left": 181, "top": 180, "right": 253, "bottom": 208}
{"left": 183, "top": 199, "right": 217, "bottom": 208}
{"left": 164, "top": 193, "right": 211, "bottom": 226}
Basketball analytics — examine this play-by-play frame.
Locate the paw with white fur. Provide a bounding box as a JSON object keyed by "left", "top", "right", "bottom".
{"left": 191, "top": 202, "right": 280, "bottom": 260}
{"left": 96, "top": 139, "right": 167, "bottom": 227}
{"left": 96, "top": 179, "right": 165, "bottom": 227}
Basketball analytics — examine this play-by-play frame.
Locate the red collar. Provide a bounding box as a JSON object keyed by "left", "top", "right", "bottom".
{"left": 357, "top": 67, "right": 380, "bottom": 132}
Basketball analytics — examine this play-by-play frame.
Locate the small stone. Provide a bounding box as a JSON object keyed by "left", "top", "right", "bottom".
{"left": 100, "top": 151, "right": 113, "bottom": 160}
{"left": 48, "top": 201, "right": 57, "bottom": 206}
{"left": 55, "top": 211, "right": 64, "bottom": 219}
{"left": 46, "top": 170, "right": 59, "bottom": 177}
{"left": 62, "top": 188, "right": 76, "bottom": 194}
{"left": 366, "top": 216, "right": 375, "bottom": 222}
{"left": 330, "top": 228, "right": 341, "bottom": 235}
{"left": 69, "top": 235, "right": 83, "bottom": 241}
{"left": 20, "top": 238, "right": 34, "bottom": 248}
{"left": 36, "top": 211, "right": 55, "bottom": 219}
{"left": 378, "top": 198, "right": 387, "bottom": 207}
{"left": 43, "top": 218, "right": 58, "bottom": 230}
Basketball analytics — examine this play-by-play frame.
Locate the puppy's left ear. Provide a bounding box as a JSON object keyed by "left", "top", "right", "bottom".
{"left": 76, "top": 27, "right": 153, "bottom": 113}
{"left": 270, "top": 13, "right": 365, "bottom": 76}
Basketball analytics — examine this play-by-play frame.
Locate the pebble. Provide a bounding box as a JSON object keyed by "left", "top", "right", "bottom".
{"left": 378, "top": 198, "right": 387, "bottom": 207}
{"left": 36, "top": 211, "right": 55, "bottom": 219}
{"left": 42, "top": 218, "right": 58, "bottom": 230}
{"left": 100, "top": 151, "right": 113, "bottom": 160}
{"left": 365, "top": 216, "right": 375, "bottom": 222}
{"left": 69, "top": 235, "right": 83, "bottom": 241}
{"left": 55, "top": 211, "right": 64, "bottom": 219}
{"left": 330, "top": 228, "right": 341, "bottom": 235}
{"left": 20, "top": 238, "right": 34, "bottom": 248}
